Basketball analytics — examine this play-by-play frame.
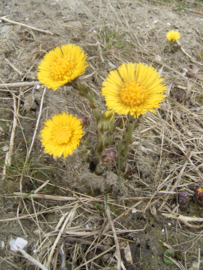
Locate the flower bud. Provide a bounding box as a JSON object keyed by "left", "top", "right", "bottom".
{"left": 78, "top": 115, "right": 89, "bottom": 126}
{"left": 178, "top": 191, "right": 189, "bottom": 207}
{"left": 101, "top": 148, "right": 117, "bottom": 165}
{"left": 194, "top": 186, "right": 203, "bottom": 207}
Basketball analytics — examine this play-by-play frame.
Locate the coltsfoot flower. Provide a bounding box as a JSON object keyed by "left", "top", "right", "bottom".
{"left": 38, "top": 44, "right": 88, "bottom": 90}
{"left": 102, "top": 63, "right": 167, "bottom": 118}
{"left": 101, "top": 148, "right": 118, "bottom": 164}
{"left": 194, "top": 186, "right": 203, "bottom": 207}
{"left": 41, "top": 112, "right": 84, "bottom": 158}
{"left": 166, "top": 30, "right": 181, "bottom": 42}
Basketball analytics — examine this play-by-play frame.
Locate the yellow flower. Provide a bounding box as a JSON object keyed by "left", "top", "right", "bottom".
{"left": 41, "top": 112, "right": 84, "bottom": 158}
{"left": 101, "top": 63, "right": 167, "bottom": 118}
{"left": 166, "top": 30, "right": 181, "bottom": 42}
{"left": 37, "top": 44, "right": 88, "bottom": 90}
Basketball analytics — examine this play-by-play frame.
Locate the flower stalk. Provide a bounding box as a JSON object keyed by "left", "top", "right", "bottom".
{"left": 72, "top": 81, "right": 116, "bottom": 165}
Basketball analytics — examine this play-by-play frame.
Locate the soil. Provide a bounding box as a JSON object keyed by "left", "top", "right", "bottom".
{"left": 0, "top": 0, "right": 203, "bottom": 269}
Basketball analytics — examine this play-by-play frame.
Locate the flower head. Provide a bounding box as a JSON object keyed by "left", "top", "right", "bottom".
{"left": 41, "top": 112, "right": 84, "bottom": 158}
{"left": 38, "top": 44, "right": 88, "bottom": 90}
{"left": 178, "top": 191, "right": 189, "bottom": 207}
{"left": 102, "top": 63, "right": 167, "bottom": 118}
{"left": 101, "top": 148, "right": 118, "bottom": 165}
{"left": 166, "top": 30, "right": 181, "bottom": 42}
{"left": 194, "top": 186, "right": 203, "bottom": 207}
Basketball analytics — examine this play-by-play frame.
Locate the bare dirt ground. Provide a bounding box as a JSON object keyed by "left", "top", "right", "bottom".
{"left": 1, "top": 0, "right": 203, "bottom": 269}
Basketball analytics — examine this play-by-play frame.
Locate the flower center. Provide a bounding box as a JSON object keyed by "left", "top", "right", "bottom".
{"left": 53, "top": 126, "right": 72, "bottom": 145}
{"left": 120, "top": 81, "right": 145, "bottom": 106}
{"left": 50, "top": 57, "right": 76, "bottom": 81}
{"left": 197, "top": 188, "right": 203, "bottom": 195}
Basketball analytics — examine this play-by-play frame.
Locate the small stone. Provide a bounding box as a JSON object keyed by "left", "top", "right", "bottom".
{"left": 1, "top": 145, "right": 9, "bottom": 152}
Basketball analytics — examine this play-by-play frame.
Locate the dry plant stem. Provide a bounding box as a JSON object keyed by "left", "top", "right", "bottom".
{"left": 154, "top": 60, "right": 186, "bottom": 79}
{"left": 2, "top": 96, "right": 18, "bottom": 180}
{"left": 1, "top": 16, "right": 53, "bottom": 35}
{"left": 65, "top": 237, "right": 114, "bottom": 251}
{"left": 176, "top": 40, "right": 203, "bottom": 67}
{"left": 46, "top": 207, "right": 76, "bottom": 269}
{"left": 5, "top": 58, "right": 23, "bottom": 76}
{"left": 17, "top": 248, "right": 48, "bottom": 270}
{"left": 13, "top": 193, "right": 77, "bottom": 202}
{"left": 0, "top": 202, "right": 77, "bottom": 222}
{"left": 159, "top": 150, "right": 191, "bottom": 211}
{"left": 162, "top": 213, "right": 203, "bottom": 229}
{"left": 65, "top": 230, "right": 101, "bottom": 237}
{"left": 73, "top": 245, "right": 116, "bottom": 270}
{"left": 105, "top": 199, "right": 121, "bottom": 270}
{"left": 96, "top": 41, "right": 104, "bottom": 62}
{"left": 114, "top": 201, "right": 142, "bottom": 222}
{"left": 164, "top": 255, "right": 185, "bottom": 270}
{"left": 34, "top": 180, "right": 50, "bottom": 194}
{"left": 53, "top": 248, "right": 60, "bottom": 270}
{"left": 26, "top": 86, "right": 47, "bottom": 162}
{"left": 34, "top": 213, "right": 69, "bottom": 255}
{"left": 16, "top": 202, "right": 27, "bottom": 237}
{"left": 197, "top": 248, "right": 201, "bottom": 270}
{"left": 124, "top": 196, "right": 159, "bottom": 200}
{"left": 0, "top": 81, "right": 40, "bottom": 88}
{"left": 59, "top": 242, "right": 67, "bottom": 270}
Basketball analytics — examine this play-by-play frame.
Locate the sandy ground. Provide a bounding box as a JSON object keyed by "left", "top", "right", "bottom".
{"left": 0, "top": 0, "right": 203, "bottom": 269}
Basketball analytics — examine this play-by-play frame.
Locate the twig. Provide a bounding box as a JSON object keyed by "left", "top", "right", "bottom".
{"left": 34, "top": 180, "right": 49, "bottom": 194}
{"left": 73, "top": 245, "right": 116, "bottom": 270}
{"left": 65, "top": 237, "right": 113, "bottom": 251}
{"left": 46, "top": 207, "right": 76, "bottom": 268}
{"left": 114, "top": 201, "right": 142, "bottom": 222}
{"left": 162, "top": 213, "right": 203, "bottom": 229}
{"left": 2, "top": 96, "right": 18, "bottom": 180}
{"left": 0, "top": 81, "right": 40, "bottom": 88}
{"left": 186, "top": 9, "right": 203, "bottom": 15}
{"left": 65, "top": 230, "right": 101, "bottom": 237}
{"left": 124, "top": 196, "right": 157, "bottom": 200}
{"left": 197, "top": 248, "right": 201, "bottom": 270}
{"left": 1, "top": 16, "right": 53, "bottom": 35}
{"left": 97, "top": 41, "right": 104, "bottom": 62}
{"left": 25, "top": 86, "right": 46, "bottom": 162}
{"left": 154, "top": 60, "right": 186, "bottom": 79}
{"left": 105, "top": 197, "right": 121, "bottom": 270}
{"left": 59, "top": 241, "right": 67, "bottom": 270}
{"left": 0, "top": 202, "right": 77, "bottom": 222}
{"left": 16, "top": 201, "right": 28, "bottom": 237}
{"left": 5, "top": 58, "right": 23, "bottom": 76}
{"left": 177, "top": 40, "right": 203, "bottom": 67}
{"left": 18, "top": 248, "right": 48, "bottom": 270}
{"left": 159, "top": 150, "right": 191, "bottom": 211}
